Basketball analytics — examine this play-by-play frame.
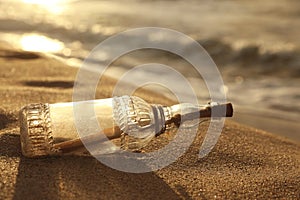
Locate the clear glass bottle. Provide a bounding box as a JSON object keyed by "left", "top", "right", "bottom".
{"left": 19, "top": 95, "right": 233, "bottom": 157}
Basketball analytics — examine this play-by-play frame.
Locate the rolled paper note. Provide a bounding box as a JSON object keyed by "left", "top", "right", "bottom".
{"left": 19, "top": 95, "right": 233, "bottom": 157}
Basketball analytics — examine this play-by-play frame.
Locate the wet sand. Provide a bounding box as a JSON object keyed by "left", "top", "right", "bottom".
{"left": 0, "top": 43, "right": 299, "bottom": 199}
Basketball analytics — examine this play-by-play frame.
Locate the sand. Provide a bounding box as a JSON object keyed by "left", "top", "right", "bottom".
{"left": 0, "top": 43, "right": 299, "bottom": 199}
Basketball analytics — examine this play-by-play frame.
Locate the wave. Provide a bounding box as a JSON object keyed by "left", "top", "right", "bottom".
{"left": 197, "top": 38, "right": 300, "bottom": 78}
{"left": 1, "top": 17, "right": 299, "bottom": 79}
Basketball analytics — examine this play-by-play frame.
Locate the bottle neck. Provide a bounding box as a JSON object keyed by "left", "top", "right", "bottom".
{"left": 151, "top": 105, "right": 173, "bottom": 136}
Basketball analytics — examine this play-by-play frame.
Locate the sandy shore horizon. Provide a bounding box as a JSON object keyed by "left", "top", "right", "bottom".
{"left": 0, "top": 43, "right": 299, "bottom": 199}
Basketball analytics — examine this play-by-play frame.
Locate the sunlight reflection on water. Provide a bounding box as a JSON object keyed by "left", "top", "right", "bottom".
{"left": 20, "top": 34, "right": 64, "bottom": 53}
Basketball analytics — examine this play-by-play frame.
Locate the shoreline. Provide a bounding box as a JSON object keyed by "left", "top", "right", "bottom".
{"left": 234, "top": 111, "right": 300, "bottom": 145}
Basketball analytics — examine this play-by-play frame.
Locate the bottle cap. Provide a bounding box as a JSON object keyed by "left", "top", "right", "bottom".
{"left": 19, "top": 103, "right": 57, "bottom": 157}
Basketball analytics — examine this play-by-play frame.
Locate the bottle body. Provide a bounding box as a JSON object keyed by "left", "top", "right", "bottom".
{"left": 20, "top": 98, "right": 117, "bottom": 157}
{"left": 50, "top": 98, "right": 119, "bottom": 144}
{"left": 19, "top": 96, "right": 166, "bottom": 157}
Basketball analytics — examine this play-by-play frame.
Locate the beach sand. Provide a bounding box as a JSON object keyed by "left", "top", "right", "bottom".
{"left": 0, "top": 43, "right": 299, "bottom": 199}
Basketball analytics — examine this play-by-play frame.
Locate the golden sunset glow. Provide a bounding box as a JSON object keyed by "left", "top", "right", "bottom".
{"left": 22, "top": 0, "right": 65, "bottom": 14}
{"left": 20, "top": 34, "right": 64, "bottom": 53}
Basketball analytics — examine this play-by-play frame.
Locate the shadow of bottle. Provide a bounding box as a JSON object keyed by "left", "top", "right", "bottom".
{"left": 0, "top": 133, "right": 180, "bottom": 199}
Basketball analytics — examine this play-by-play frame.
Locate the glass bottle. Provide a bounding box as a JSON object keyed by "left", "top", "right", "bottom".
{"left": 19, "top": 95, "right": 233, "bottom": 157}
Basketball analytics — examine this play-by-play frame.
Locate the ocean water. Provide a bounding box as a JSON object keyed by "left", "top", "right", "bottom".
{"left": 0, "top": 0, "right": 299, "bottom": 142}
